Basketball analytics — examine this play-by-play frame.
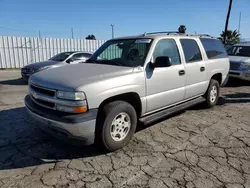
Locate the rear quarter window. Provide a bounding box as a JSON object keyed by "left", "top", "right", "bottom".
{"left": 200, "top": 38, "right": 228, "bottom": 59}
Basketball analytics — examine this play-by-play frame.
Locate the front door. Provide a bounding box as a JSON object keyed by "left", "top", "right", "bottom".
{"left": 145, "top": 39, "right": 186, "bottom": 113}
{"left": 179, "top": 39, "right": 206, "bottom": 99}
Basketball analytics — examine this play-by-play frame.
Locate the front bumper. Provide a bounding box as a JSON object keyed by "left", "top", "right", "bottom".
{"left": 25, "top": 95, "right": 97, "bottom": 145}
{"left": 229, "top": 70, "right": 250, "bottom": 81}
{"left": 21, "top": 73, "right": 31, "bottom": 79}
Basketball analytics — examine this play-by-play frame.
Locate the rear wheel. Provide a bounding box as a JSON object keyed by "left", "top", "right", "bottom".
{"left": 204, "top": 79, "right": 220, "bottom": 108}
{"left": 95, "top": 101, "right": 137, "bottom": 152}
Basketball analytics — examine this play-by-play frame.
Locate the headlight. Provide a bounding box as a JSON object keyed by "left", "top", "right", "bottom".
{"left": 38, "top": 66, "right": 51, "bottom": 72}
{"left": 57, "top": 91, "right": 86, "bottom": 101}
{"left": 240, "top": 62, "right": 250, "bottom": 70}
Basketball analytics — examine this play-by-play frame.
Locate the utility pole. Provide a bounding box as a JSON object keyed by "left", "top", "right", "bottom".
{"left": 71, "top": 28, "right": 74, "bottom": 39}
{"left": 238, "top": 12, "right": 241, "bottom": 36}
{"left": 111, "top": 24, "right": 114, "bottom": 39}
{"left": 38, "top": 30, "right": 41, "bottom": 38}
{"left": 223, "top": 0, "right": 233, "bottom": 44}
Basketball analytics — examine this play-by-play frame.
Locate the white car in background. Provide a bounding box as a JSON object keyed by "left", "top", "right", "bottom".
{"left": 21, "top": 51, "right": 92, "bottom": 79}
{"left": 228, "top": 42, "right": 250, "bottom": 81}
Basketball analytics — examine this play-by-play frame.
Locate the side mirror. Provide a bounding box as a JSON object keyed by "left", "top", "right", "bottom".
{"left": 66, "top": 59, "right": 73, "bottom": 64}
{"left": 152, "top": 56, "right": 172, "bottom": 68}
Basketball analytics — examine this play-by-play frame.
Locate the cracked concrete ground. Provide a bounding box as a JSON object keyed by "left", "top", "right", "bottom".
{"left": 0, "top": 70, "right": 250, "bottom": 188}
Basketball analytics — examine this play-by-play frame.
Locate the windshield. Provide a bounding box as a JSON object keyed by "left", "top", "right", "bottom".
{"left": 227, "top": 46, "right": 250, "bottom": 57}
{"left": 49, "top": 52, "right": 74, "bottom": 61}
{"left": 88, "top": 39, "right": 152, "bottom": 67}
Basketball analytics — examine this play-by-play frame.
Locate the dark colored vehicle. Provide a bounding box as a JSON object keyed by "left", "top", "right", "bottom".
{"left": 21, "top": 51, "right": 92, "bottom": 79}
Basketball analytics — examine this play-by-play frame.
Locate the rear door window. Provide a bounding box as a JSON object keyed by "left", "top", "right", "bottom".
{"left": 200, "top": 38, "right": 228, "bottom": 59}
{"left": 180, "top": 39, "right": 202, "bottom": 63}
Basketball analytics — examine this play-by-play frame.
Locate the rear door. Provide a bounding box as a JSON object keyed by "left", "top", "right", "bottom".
{"left": 200, "top": 38, "right": 229, "bottom": 86}
{"left": 180, "top": 38, "right": 207, "bottom": 99}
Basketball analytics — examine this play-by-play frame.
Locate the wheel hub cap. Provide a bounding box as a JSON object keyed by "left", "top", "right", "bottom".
{"left": 210, "top": 85, "right": 217, "bottom": 103}
{"left": 110, "top": 112, "right": 131, "bottom": 142}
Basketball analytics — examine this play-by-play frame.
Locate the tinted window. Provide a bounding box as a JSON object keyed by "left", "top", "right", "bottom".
{"left": 82, "top": 53, "right": 92, "bottom": 58}
{"left": 49, "top": 52, "right": 74, "bottom": 61}
{"left": 200, "top": 38, "right": 228, "bottom": 59}
{"left": 71, "top": 53, "right": 91, "bottom": 60}
{"left": 153, "top": 39, "right": 180, "bottom": 65}
{"left": 227, "top": 46, "right": 250, "bottom": 57}
{"left": 180, "top": 39, "right": 202, "bottom": 63}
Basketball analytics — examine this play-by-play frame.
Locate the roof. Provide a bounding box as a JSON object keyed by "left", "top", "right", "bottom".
{"left": 63, "top": 51, "right": 92, "bottom": 54}
{"left": 234, "top": 42, "right": 250, "bottom": 46}
{"left": 111, "top": 31, "right": 216, "bottom": 40}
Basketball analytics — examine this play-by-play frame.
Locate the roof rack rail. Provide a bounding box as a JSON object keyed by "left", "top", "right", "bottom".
{"left": 143, "top": 31, "right": 181, "bottom": 36}
{"left": 142, "top": 31, "right": 214, "bottom": 38}
{"left": 197, "top": 34, "right": 211, "bottom": 37}
{"left": 239, "top": 41, "right": 250, "bottom": 43}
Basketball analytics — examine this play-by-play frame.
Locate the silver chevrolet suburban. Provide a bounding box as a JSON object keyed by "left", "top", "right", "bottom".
{"left": 25, "top": 32, "right": 229, "bottom": 151}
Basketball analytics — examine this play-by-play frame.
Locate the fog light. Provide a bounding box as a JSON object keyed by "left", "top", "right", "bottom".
{"left": 57, "top": 105, "right": 87, "bottom": 113}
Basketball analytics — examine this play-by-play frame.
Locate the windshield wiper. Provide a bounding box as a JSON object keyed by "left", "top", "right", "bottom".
{"left": 111, "top": 60, "right": 123, "bottom": 66}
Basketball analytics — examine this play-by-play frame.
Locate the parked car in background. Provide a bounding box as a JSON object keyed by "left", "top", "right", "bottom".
{"left": 25, "top": 32, "right": 229, "bottom": 151}
{"left": 228, "top": 42, "right": 250, "bottom": 81}
{"left": 224, "top": 43, "right": 234, "bottom": 50}
{"left": 21, "top": 51, "right": 92, "bottom": 79}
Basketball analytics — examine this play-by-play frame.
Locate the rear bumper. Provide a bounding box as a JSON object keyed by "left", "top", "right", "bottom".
{"left": 25, "top": 95, "right": 97, "bottom": 145}
{"left": 229, "top": 70, "right": 250, "bottom": 81}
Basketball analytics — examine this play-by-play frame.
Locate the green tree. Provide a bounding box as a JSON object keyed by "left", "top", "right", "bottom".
{"left": 220, "top": 29, "right": 240, "bottom": 44}
{"left": 178, "top": 25, "right": 186, "bottom": 34}
{"left": 86, "top": 34, "right": 96, "bottom": 40}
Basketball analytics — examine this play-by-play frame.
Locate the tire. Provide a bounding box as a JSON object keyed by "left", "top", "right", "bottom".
{"left": 204, "top": 79, "right": 220, "bottom": 108}
{"left": 95, "top": 101, "right": 137, "bottom": 152}
{"left": 221, "top": 73, "right": 229, "bottom": 87}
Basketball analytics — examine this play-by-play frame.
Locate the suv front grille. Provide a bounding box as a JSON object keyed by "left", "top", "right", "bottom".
{"left": 230, "top": 61, "right": 241, "bottom": 70}
{"left": 31, "top": 95, "right": 56, "bottom": 109}
{"left": 29, "top": 84, "right": 56, "bottom": 110}
{"left": 30, "top": 84, "right": 55, "bottom": 97}
{"left": 21, "top": 68, "right": 32, "bottom": 74}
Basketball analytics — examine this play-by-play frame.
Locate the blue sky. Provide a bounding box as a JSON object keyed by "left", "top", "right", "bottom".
{"left": 0, "top": 0, "right": 249, "bottom": 40}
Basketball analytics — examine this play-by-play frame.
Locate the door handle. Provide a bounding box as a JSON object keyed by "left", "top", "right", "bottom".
{"left": 179, "top": 70, "right": 185, "bottom": 76}
{"left": 200, "top": 67, "right": 205, "bottom": 72}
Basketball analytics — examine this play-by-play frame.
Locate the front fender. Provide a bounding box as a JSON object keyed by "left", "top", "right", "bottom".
{"left": 87, "top": 84, "right": 144, "bottom": 109}
{"left": 75, "top": 72, "right": 146, "bottom": 110}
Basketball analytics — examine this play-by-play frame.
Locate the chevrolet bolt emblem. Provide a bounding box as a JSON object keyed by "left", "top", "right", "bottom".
{"left": 33, "top": 92, "right": 38, "bottom": 99}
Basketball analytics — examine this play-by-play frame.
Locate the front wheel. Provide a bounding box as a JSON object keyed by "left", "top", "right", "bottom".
{"left": 204, "top": 79, "right": 220, "bottom": 108}
{"left": 95, "top": 101, "right": 137, "bottom": 152}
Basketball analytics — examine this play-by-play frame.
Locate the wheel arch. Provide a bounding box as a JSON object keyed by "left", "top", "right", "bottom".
{"left": 211, "top": 73, "right": 222, "bottom": 85}
{"left": 97, "top": 92, "right": 142, "bottom": 119}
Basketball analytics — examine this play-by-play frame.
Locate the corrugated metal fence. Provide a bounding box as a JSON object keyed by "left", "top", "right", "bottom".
{"left": 0, "top": 36, "right": 106, "bottom": 68}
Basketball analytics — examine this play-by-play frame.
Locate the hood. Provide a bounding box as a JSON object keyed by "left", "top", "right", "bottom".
{"left": 23, "top": 60, "right": 64, "bottom": 70}
{"left": 229, "top": 56, "right": 250, "bottom": 63}
{"left": 29, "top": 63, "right": 134, "bottom": 91}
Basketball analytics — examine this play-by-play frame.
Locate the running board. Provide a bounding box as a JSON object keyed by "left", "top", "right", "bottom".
{"left": 139, "top": 97, "right": 206, "bottom": 124}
